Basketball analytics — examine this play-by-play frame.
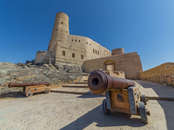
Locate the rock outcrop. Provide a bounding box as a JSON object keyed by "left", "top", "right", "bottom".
{"left": 0, "top": 62, "right": 86, "bottom": 95}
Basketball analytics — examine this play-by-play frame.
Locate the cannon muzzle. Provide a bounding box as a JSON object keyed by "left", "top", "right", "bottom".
{"left": 88, "top": 70, "right": 135, "bottom": 94}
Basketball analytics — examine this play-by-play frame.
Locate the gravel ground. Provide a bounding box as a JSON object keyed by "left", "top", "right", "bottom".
{"left": 0, "top": 81, "right": 174, "bottom": 130}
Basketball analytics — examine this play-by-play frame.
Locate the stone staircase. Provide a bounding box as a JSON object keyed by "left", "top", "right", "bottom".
{"left": 62, "top": 73, "right": 89, "bottom": 88}
{"left": 51, "top": 73, "right": 89, "bottom": 94}
{"left": 62, "top": 84, "right": 88, "bottom": 88}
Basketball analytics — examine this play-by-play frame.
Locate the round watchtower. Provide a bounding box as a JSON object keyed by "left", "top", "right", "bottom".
{"left": 55, "top": 12, "right": 69, "bottom": 38}
{"left": 48, "top": 12, "right": 69, "bottom": 51}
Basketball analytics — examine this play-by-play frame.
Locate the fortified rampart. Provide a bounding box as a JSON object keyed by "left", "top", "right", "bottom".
{"left": 82, "top": 51, "right": 143, "bottom": 79}
{"left": 140, "top": 63, "right": 174, "bottom": 86}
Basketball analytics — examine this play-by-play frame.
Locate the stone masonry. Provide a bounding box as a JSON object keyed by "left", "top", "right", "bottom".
{"left": 140, "top": 62, "right": 174, "bottom": 86}
{"left": 35, "top": 12, "right": 111, "bottom": 66}
{"left": 82, "top": 51, "right": 143, "bottom": 79}
{"left": 34, "top": 12, "right": 143, "bottom": 79}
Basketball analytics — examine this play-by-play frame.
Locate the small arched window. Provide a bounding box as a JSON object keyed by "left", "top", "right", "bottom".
{"left": 62, "top": 51, "right": 65, "bottom": 56}
{"left": 81, "top": 55, "right": 84, "bottom": 60}
{"left": 72, "top": 53, "right": 75, "bottom": 58}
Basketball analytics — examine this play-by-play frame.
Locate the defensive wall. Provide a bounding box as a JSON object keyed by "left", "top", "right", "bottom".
{"left": 82, "top": 51, "right": 143, "bottom": 79}
{"left": 140, "top": 63, "right": 174, "bottom": 86}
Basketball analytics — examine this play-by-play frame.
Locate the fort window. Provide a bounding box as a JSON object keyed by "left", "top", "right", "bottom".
{"left": 61, "top": 22, "right": 63, "bottom": 24}
{"left": 75, "top": 40, "right": 77, "bottom": 42}
{"left": 62, "top": 51, "right": 66, "bottom": 56}
{"left": 72, "top": 53, "right": 75, "bottom": 58}
{"left": 81, "top": 55, "right": 84, "bottom": 59}
{"left": 72, "top": 39, "right": 73, "bottom": 42}
{"left": 79, "top": 40, "right": 80, "bottom": 42}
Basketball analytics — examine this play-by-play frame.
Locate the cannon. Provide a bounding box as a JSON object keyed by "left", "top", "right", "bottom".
{"left": 88, "top": 70, "right": 149, "bottom": 123}
{"left": 8, "top": 82, "right": 51, "bottom": 97}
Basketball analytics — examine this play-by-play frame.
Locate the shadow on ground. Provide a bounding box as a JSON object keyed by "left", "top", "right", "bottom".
{"left": 51, "top": 90, "right": 88, "bottom": 95}
{"left": 51, "top": 90, "right": 103, "bottom": 98}
{"left": 0, "top": 92, "right": 25, "bottom": 98}
{"left": 78, "top": 92, "right": 104, "bottom": 98}
{"left": 60, "top": 105, "right": 145, "bottom": 130}
{"left": 0, "top": 91, "right": 48, "bottom": 99}
{"left": 137, "top": 80, "right": 174, "bottom": 130}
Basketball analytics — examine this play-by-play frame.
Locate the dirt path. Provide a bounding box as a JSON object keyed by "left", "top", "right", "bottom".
{"left": 0, "top": 81, "right": 174, "bottom": 130}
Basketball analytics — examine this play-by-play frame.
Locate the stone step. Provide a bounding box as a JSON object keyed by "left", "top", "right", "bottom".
{"left": 62, "top": 83, "right": 88, "bottom": 88}
{"left": 73, "top": 81, "right": 88, "bottom": 84}
{"left": 51, "top": 87, "right": 89, "bottom": 95}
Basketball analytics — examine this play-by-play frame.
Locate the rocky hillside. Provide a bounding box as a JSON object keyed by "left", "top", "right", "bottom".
{"left": 0, "top": 62, "right": 86, "bottom": 95}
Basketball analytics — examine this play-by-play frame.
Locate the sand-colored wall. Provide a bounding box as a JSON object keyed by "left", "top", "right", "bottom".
{"left": 112, "top": 48, "right": 124, "bottom": 56}
{"left": 82, "top": 52, "right": 143, "bottom": 79}
{"left": 48, "top": 12, "right": 69, "bottom": 53}
{"left": 54, "top": 35, "right": 111, "bottom": 65}
{"left": 35, "top": 51, "right": 47, "bottom": 64}
{"left": 140, "top": 63, "right": 174, "bottom": 86}
{"left": 54, "top": 35, "right": 86, "bottom": 65}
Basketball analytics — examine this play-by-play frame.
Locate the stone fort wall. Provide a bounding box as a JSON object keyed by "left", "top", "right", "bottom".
{"left": 140, "top": 63, "right": 174, "bottom": 86}
{"left": 82, "top": 52, "right": 143, "bottom": 79}
{"left": 54, "top": 35, "right": 111, "bottom": 65}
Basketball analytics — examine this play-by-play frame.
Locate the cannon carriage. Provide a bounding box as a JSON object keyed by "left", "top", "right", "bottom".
{"left": 8, "top": 82, "right": 50, "bottom": 97}
{"left": 88, "top": 70, "right": 149, "bottom": 123}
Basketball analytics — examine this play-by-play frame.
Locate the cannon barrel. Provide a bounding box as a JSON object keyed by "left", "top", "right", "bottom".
{"left": 88, "top": 70, "right": 135, "bottom": 94}
{"left": 8, "top": 82, "right": 49, "bottom": 88}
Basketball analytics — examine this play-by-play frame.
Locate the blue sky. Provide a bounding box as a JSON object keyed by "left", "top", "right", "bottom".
{"left": 0, "top": 0, "right": 174, "bottom": 70}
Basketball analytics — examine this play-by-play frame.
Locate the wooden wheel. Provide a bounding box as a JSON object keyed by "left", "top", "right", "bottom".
{"left": 139, "top": 102, "right": 148, "bottom": 124}
{"left": 102, "top": 99, "right": 111, "bottom": 115}
{"left": 26, "top": 90, "right": 33, "bottom": 97}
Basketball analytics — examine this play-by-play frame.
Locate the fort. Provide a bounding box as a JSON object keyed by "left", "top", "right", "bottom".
{"left": 35, "top": 12, "right": 111, "bottom": 65}
{"left": 35, "top": 12, "right": 143, "bottom": 79}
